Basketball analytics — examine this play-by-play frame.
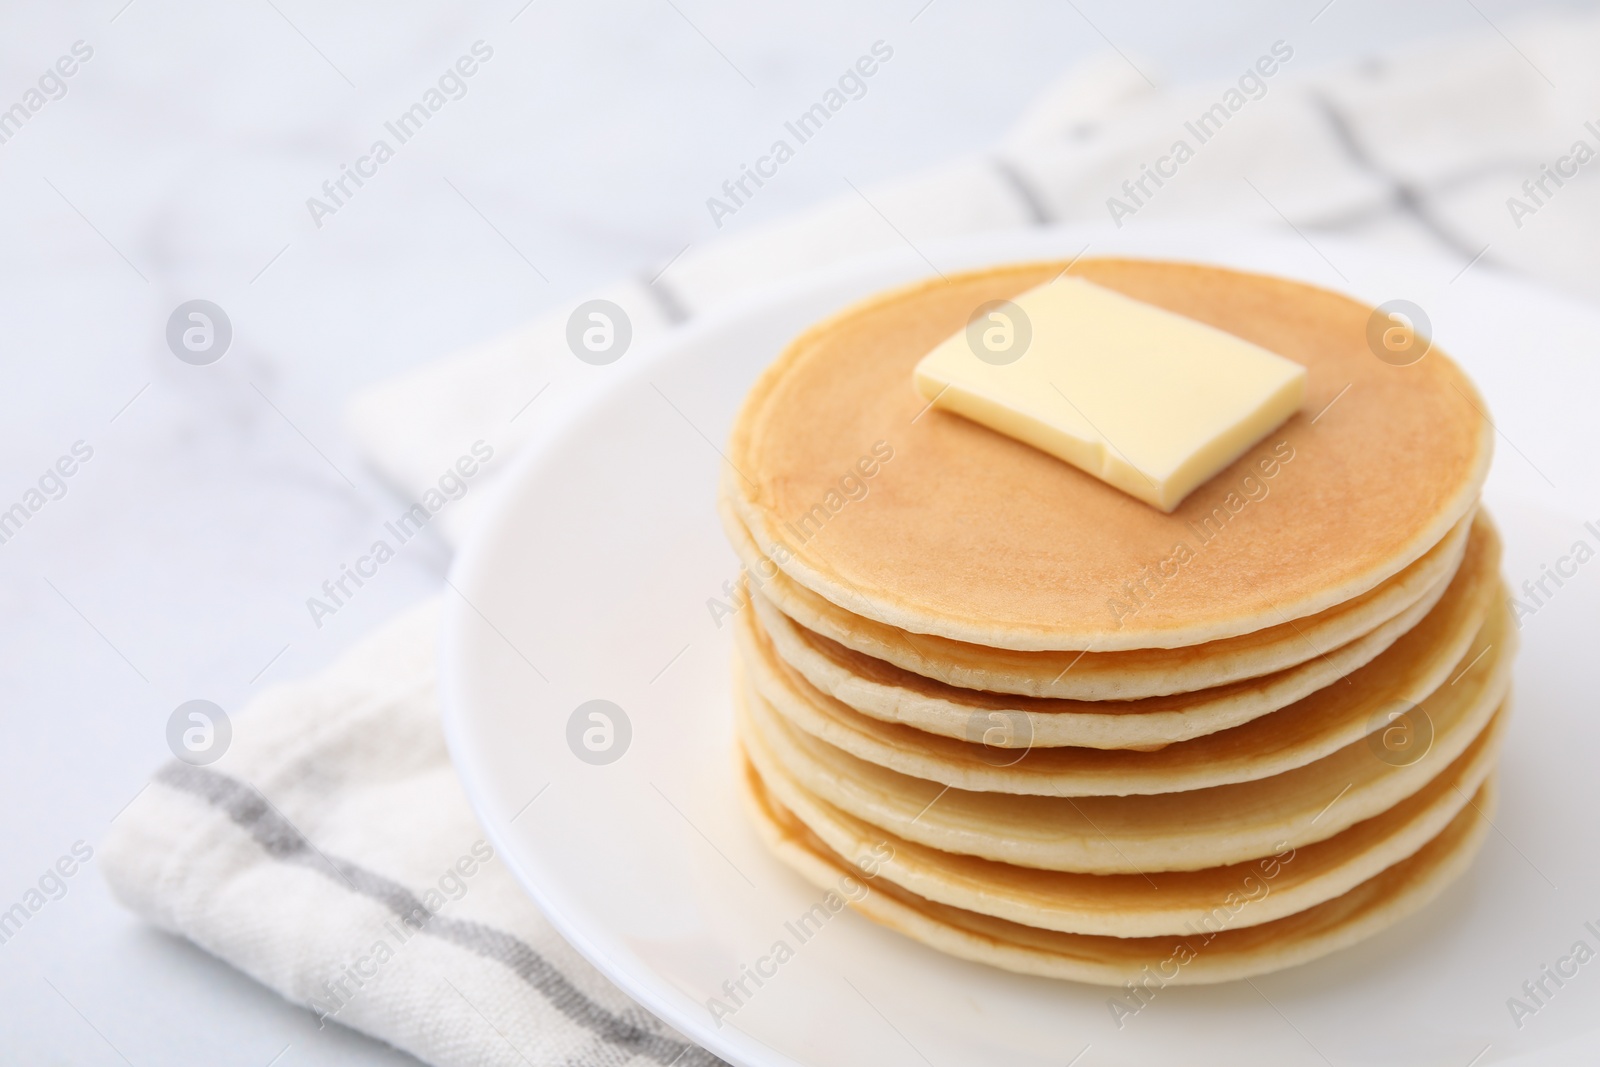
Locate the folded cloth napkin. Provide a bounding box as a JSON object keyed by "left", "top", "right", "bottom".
{"left": 104, "top": 14, "right": 1600, "bottom": 1067}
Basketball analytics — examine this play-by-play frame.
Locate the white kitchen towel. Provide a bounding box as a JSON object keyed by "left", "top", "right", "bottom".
{"left": 104, "top": 599, "right": 721, "bottom": 1067}
{"left": 104, "top": 14, "right": 1600, "bottom": 1067}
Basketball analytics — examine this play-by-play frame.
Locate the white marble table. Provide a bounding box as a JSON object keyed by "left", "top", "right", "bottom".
{"left": 0, "top": 1, "right": 1570, "bottom": 1062}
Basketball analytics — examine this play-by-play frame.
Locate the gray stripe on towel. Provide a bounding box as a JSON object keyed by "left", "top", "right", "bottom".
{"left": 639, "top": 273, "right": 691, "bottom": 325}
{"left": 991, "top": 157, "right": 1054, "bottom": 226}
{"left": 1311, "top": 95, "right": 1491, "bottom": 265}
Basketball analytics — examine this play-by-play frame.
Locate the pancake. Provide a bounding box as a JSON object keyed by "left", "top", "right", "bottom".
{"left": 743, "top": 579, "right": 1505, "bottom": 796}
{"left": 724, "top": 259, "right": 1492, "bottom": 652}
{"left": 739, "top": 750, "right": 1496, "bottom": 986}
{"left": 735, "top": 645, "right": 1512, "bottom": 872}
{"left": 741, "top": 687, "right": 1500, "bottom": 936}
{"left": 728, "top": 500, "right": 1473, "bottom": 700}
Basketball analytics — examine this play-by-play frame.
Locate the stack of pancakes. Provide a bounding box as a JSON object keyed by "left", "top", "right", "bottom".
{"left": 719, "top": 259, "right": 1509, "bottom": 986}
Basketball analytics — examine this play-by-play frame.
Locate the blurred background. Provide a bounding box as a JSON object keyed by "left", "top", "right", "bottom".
{"left": 1, "top": 1, "right": 1594, "bottom": 1062}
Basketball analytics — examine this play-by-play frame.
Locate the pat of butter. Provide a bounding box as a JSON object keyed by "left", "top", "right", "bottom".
{"left": 913, "top": 276, "right": 1307, "bottom": 512}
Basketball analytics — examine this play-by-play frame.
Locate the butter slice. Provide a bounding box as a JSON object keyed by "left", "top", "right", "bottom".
{"left": 913, "top": 277, "right": 1307, "bottom": 512}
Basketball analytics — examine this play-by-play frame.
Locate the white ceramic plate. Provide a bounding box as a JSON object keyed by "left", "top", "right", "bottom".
{"left": 441, "top": 225, "right": 1600, "bottom": 1067}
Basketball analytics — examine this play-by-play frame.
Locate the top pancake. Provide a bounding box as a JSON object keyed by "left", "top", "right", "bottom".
{"left": 727, "top": 259, "right": 1493, "bottom": 652}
